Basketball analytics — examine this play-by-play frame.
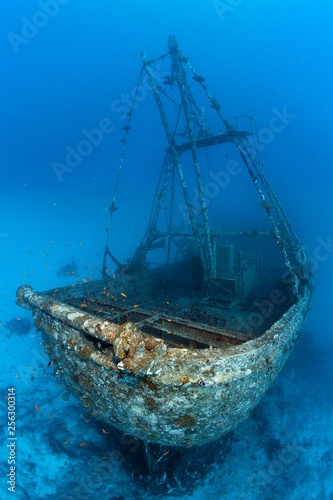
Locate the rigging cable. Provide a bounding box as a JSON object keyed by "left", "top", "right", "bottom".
{"left": 102, "top": 67, "right": 144, "bottom": 277}
{"left": 186, "top": 59, "right": 302, "bottom": 295}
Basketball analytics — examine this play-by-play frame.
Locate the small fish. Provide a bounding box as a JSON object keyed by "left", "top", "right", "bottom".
{"left": 35, "top": 405, "right": 40, "bottom": 412}
{"left": 79, "top": 442, "right": 86, "bottom": 447}
{"left": 63, "top": 440, "right": 69, "bottom": 445}
{"left": 261, "top": 201, "right": 273, "bottom": 210}
{"left": 61, "top": 391, "right": 70, "bottom": 401}
{"left": 57, "top": 258, "right": 78, "bottom": 278}
{"left": 102, "top": 428, "right": 110, "bottom": 434}
{"left": 120, "top": 292, "right": 127, "bottom": 298}
{"left": 49, "top": 412, "right": 53, "bottom": 420}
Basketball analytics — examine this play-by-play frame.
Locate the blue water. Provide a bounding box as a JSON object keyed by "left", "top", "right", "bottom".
{"left": 1, "top": 1, "right": 333, "bottom": 498}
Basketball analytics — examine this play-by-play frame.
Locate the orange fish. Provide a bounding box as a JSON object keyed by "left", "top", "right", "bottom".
{"left": 35, "top": 405, "right": 40, "bottom": 412}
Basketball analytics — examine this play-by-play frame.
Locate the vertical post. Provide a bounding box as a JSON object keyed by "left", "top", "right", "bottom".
{"left": 141, "top": 50, "right": 208, "bottom": 277}
{"left": 168, "top": 35, "right": 214, "bottom": 277}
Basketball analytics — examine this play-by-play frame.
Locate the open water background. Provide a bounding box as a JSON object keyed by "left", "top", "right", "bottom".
{"left": 1, "top": 1, "right": 333, "bottom": 499}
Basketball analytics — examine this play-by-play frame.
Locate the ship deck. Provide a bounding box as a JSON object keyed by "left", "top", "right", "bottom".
{"left": 61, "top": 283, "right": 288, "bottom": 350}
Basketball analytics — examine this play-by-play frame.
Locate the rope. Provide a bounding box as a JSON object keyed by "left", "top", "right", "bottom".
{"left": 166, "top": 166, "right": 176, "bottom": 265}
{"left": 185, "top": 60, "right": 302, "bottom": 295}
{"left": 102, "top": 67, "right": 144, "bottom": 277}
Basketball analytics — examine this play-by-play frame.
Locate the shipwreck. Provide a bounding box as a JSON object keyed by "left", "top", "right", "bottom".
{"left": 17, "top": 36, "right": 313, "bottom": 448}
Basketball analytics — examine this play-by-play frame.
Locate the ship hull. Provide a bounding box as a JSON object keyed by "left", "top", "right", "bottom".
{"left": 16, "top": 281, "right": 311, "bottom": 447}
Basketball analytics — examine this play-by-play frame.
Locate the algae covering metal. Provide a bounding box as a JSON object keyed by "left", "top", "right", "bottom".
{"left": 16, "top": 282, "right": 312, "bottom": 447}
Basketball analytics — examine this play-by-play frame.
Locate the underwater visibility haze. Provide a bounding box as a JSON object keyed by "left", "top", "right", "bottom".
{"left": 1, "top": 1, "right": 333, "bottom": 499}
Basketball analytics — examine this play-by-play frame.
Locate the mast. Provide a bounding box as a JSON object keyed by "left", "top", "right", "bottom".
{"left": 133, "top": 48, "right": 211, "bottom": 278}
{"left": 167, "top": 35, "right": 214, "bottom": 277}
{"left": 103, "top": 36, "right": 308, "bottom": 300}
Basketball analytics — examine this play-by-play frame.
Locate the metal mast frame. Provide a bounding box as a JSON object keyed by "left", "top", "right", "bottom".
{"left": 103, "top": 35, "right": 309, "bottom": 300}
